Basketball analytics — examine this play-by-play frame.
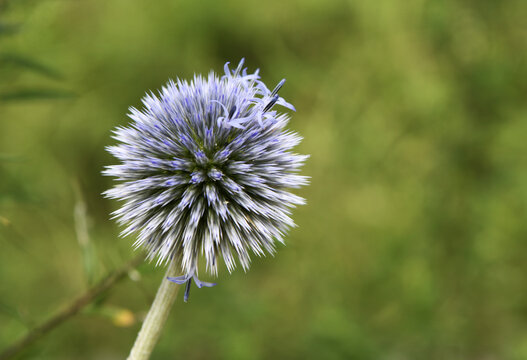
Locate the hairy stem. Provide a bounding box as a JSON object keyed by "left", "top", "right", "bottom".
{"left": 127, "top": 261, "right": 180, "bottom": 360}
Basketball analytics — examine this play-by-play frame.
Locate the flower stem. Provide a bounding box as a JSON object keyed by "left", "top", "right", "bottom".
{"left": 127, "top": 261, "right": 180, "bottom": 360}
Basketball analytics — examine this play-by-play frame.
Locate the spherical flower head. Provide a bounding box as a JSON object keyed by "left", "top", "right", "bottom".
{"left": 103, "top": 59, "right": 308, "bottom": 300}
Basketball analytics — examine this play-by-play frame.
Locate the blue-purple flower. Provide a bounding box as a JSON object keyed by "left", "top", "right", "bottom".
{"left": 104, "top": 59, "right": 308, "bottom": 301}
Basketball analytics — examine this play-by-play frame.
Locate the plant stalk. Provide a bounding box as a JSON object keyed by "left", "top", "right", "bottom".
{"left": 127, "top": 261, "right": 180, "bottom": 360}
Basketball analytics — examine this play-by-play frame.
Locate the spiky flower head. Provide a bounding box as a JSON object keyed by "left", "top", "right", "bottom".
{"left": 104, "top": 59, "right": 308, "bottom": 300}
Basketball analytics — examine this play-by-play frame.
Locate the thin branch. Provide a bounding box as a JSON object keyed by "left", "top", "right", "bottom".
{"left": 0, "top": 255, "right": 144, "bottom": 360}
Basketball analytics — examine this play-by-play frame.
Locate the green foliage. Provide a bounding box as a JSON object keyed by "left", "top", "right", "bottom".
{"left": 0, "top": 22, "right": 20, "bottom": 36}
{"left": 0, "top": 53, "right": 62, "bottom": 80}
{"left": 1, "top": 0, "right": 526, "bottom": 359}
{"left": 0, "top": 1, "right": 71, "bottom": 103}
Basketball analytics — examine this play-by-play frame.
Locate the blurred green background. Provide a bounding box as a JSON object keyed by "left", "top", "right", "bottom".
{"left": 1, "top": 0, "right": 527, "bottom": 359}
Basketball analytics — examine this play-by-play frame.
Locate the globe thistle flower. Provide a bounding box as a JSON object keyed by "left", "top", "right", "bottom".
{"left": 104, "top": 59, "right": 308, "bottom": 301}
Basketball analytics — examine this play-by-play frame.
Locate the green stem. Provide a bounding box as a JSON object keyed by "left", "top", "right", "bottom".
{"left": 127, "top": 261, "right": 180, "bottom": 360}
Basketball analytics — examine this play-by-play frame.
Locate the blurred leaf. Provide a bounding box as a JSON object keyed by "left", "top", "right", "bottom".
{"left": 73, "top": 179, "right": 101, "bottom": 286}
{"left": 79, "top": 241, "right": 98, "bottom": 285}
{"left": 0, "top": 88, "right": 76, "bottom": 101}
{"left": 0, "top": 22, "right": 20, "bottom": 36}
{"left": 0, "top": 53, "right": 63, "bottom": 79}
